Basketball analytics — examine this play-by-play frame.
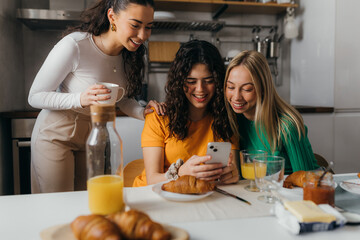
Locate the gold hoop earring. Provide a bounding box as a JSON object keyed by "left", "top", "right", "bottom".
{"left": 111, "top": 23, "right": 117, "bottom": 32}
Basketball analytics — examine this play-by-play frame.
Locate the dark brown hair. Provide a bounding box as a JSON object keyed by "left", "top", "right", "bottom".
{"left": 64, "top": 0, "right": 154, "bottom": 98}
{"left": 165, "top": 40, "right": 233, "bottom": 141}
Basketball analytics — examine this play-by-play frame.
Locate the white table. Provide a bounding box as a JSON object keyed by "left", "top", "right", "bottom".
{"left": 0, "top": 173, "right": 359, "bottom": 240}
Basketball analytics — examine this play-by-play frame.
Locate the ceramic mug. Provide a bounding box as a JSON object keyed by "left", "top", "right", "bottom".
{"left": 97, "top": 82, "right": 125, "bottom": 105}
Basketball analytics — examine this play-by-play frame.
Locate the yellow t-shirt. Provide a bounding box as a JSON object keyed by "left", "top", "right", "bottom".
{"left": 132, "top": 111, "right": 238, "bottom": 187}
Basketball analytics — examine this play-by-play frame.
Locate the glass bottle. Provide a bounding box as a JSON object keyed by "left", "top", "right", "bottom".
{"left": 86, "top": 104, "right": 124, "bottom": 215}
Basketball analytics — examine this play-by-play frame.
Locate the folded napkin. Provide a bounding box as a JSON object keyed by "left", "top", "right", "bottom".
{"left": 273, "top": 200, "right": 347, "bottom": 234}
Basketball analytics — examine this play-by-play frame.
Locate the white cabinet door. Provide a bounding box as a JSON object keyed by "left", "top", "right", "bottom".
{"left": 335, "top": 0, "right": 360, "bottom": 109}
{"left": 290, "top": 0, "right": 335, "bottom": 107}
{"left": 302, "top": 113, "right": 334, "bottom": 165}
{"left": 334, "top": 113, "right": 360, "bottom": 173}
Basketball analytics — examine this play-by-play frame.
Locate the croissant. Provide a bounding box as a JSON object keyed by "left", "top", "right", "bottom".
{"left": 71, "top": 214, "right": 122, "bottom": 240}
{"left": 161, "top": 175, "right": 215, "bottom": 194}
{"left": 108, "top": 210, "right": 171, "bottom": 240}
{"left": 283, "top": 170, "right": 306, "bottom": 189}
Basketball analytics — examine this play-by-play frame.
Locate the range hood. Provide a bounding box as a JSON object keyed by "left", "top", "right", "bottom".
{"left": 17, "top": 8, "right": 225, "bottom": 32}
{"left": 17, "top": 8, "right": 82, "bottom": 30}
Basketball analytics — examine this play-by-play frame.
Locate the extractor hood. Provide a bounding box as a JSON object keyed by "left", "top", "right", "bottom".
{"left": 17, "top": 8, "right": 225, "bottom": 32}
{"left": 16, "top": 8, "right": 82, "bottom": 30}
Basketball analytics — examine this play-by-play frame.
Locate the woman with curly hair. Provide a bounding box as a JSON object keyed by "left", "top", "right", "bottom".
{"left": 28, "top": 0, "right": 165, "bottom": 193}
{"left": 224, "top": 50, "right": 318, "bottom": 174}
{"left": 133, "top": 40, "right": 239, "bottom": 187}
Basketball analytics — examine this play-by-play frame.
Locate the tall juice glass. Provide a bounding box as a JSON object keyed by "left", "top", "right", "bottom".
{"left": 240, "top": 150, "right": 267, "bottom": 192}
{"left": 86, "top": 104, "right": 124, "bottom": 215}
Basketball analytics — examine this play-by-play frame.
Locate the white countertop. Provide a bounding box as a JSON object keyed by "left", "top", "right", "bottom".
{"left": 0, "top": 173, "right": 359, "bottom": 240}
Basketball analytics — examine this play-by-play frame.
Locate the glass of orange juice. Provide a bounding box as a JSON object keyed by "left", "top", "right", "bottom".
{"left": 240, "top": 150, "right": 267, "bottom": 192}
{"left": 87, "top": 175, "right": 124, "bottom": 215}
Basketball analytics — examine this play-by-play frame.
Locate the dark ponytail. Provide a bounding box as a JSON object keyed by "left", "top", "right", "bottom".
{"left": 63, "top": 0, "right": 155, "bottom": 98}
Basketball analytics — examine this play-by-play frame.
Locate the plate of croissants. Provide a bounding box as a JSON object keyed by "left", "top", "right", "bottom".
{"left": 152, "top": 175, "right": 215, "bottom": 202}
{"left": 41, "top": 209, "right": 189, "bottom": 240}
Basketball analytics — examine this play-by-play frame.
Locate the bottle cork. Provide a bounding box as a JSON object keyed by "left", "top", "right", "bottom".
{"left": 90, "top": 104, "right": 116, "bottom": 123}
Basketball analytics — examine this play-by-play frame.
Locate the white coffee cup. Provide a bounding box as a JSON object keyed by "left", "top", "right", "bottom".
{"left": 97, "top": 82, "right": 125, "bottom": 105}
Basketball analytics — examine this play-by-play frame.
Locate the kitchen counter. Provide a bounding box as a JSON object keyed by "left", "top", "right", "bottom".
{"left": 294, "top": 106, "right": 334, "bottom": 114}
{"left": 0, "top": 108, "right": 126, "bottom": 119}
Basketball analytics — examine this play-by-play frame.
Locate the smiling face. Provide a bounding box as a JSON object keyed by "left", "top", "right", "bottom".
{"left": 110, "top": 3, "right": 154, "bottom": 52}
{"left": 225, "top": 65, "right": 257, "bottom": 120}
{"left": 184, "top": 63, "right": 215, "bottom": 115}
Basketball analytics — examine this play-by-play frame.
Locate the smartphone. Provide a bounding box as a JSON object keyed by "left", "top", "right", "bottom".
{"left": 205, "top": 142, "right": 231, "bottom": 167}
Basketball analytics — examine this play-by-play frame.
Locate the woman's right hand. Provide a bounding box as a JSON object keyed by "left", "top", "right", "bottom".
{"left": 178, "top": 155, "right": 224, "bottom": 181}
{"left": 80, "top": 84, "right": 111, "bottom": 107}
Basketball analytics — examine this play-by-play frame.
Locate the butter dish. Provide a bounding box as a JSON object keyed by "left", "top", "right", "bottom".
{"left": 273, "top": 200, "right": 347, "bottom": 234}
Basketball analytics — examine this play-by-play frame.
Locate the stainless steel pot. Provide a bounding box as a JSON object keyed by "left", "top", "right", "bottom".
{"left": 255, "top": 40, "right": 268, "bottom": 57}
{"left": 269, "top": 41, "right": 280, "bottom": 58}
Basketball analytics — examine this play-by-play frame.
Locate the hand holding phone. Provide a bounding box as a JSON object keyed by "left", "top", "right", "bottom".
{"left": 205, "top": 142, "right": 231, "bottom": 167}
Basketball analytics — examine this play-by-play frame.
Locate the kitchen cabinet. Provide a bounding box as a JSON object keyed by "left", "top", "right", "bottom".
{"left": 334, "top": 113, "right": 360, "bottom": 173}
{"left": 291, "top": 0, "right": 360, "bottom": 174}
{"left": 334, "top": 0, "right": 360, "bottom": 110}
{"left": 301, "top": 113, "right": 334, "bottom": 167}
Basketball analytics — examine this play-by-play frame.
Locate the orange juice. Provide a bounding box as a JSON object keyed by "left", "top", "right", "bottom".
{"left": 241, "top": 163, "right": 255, "bottom": 180}
{"left": 87, "top": 175, "right": 124, "bottom": 215}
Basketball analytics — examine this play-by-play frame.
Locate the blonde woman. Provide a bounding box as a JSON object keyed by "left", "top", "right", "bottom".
{"left": 224, "top": 50, "right": 318, "bottom": 174}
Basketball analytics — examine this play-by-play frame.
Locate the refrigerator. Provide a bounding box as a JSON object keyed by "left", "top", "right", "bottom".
{"left": 290, "top": 0, "right": 360, "bottom": 173}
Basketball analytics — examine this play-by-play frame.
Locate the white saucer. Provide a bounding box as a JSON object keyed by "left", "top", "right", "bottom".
{"left": 340, "top": 179, "right": 360, "bottom": 195}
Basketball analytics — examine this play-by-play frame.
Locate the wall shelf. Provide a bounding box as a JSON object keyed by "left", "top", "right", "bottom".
{"left": 154, "top": 0, "right": 298, "bottom": 15}
{"left": 152, "top": 19, "right": 225, "bottom": 32}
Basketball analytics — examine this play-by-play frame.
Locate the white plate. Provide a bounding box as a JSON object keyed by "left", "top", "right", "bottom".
{"left": 40, "top": 223, "right": 189, "bottom": 240}
{"left": 340, "top": 179, "right": 360, "bottom": 195}
{"left": 152, "top": 182, "right": 214, "bottom": 202}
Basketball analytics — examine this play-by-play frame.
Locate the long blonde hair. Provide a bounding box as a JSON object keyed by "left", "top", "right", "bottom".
{"left": 224, "top": 50, "right": 305, "bottom": 152}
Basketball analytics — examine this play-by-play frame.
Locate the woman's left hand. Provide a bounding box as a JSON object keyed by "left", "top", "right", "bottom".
{"left": 219, "top": 152, "right": 239, "bottom": 184}
{"left": 144, "top": 100, "right": 166, "bottom": 117}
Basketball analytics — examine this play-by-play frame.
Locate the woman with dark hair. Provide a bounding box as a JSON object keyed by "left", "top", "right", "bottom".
{"left": 28, "top": 0, "right": 164, "bottom": 193}
{"left": 224, "top": 50, "right": 318, "bottom": 175}
{"left": 133, "top": 40, "right": 239, "bottom": 187}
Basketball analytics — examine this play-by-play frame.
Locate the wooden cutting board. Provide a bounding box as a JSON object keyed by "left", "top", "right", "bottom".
{"left": 148, "top": 41, "right": 180, "bottom": 62}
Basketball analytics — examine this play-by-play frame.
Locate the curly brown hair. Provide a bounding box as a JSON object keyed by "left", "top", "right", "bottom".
{"left": 165, "top": 40, "right": 233, "bottom": 142}
{"left": 63, "top": 0, "right": 154, "bottom": 98}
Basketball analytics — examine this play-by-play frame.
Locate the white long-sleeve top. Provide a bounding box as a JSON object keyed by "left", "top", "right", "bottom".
{"left": 28, "top": 32, "right": 145, "bottom": 120}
